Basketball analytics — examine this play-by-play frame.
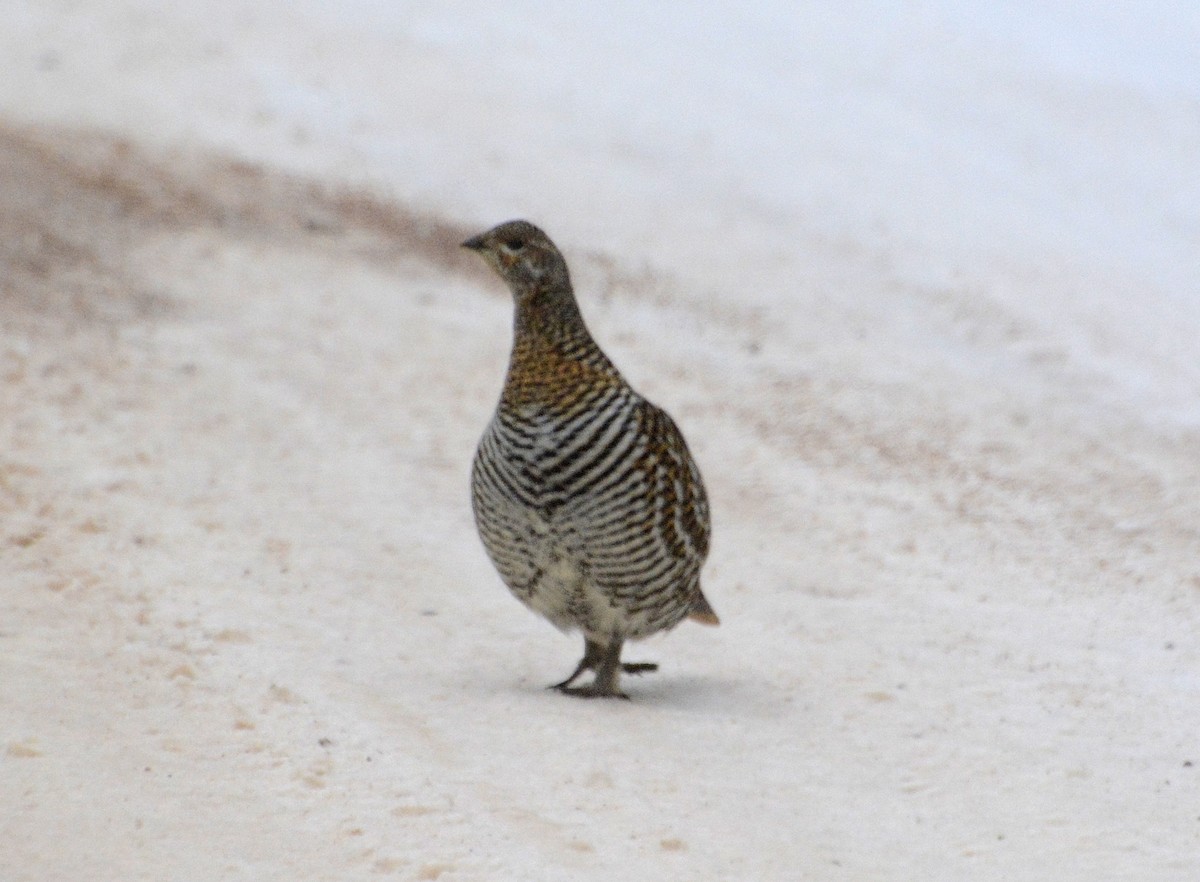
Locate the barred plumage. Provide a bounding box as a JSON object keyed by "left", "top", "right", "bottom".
{"left": 463, "top": 219, "right": 718, "bottom": 699}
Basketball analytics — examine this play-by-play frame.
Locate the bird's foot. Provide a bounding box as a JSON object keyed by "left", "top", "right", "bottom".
{"left": 549, "top": 653, "right": 597, "bottom": 691}
{"left": 620, "top": 662, "right": 658, "bottom": 676}
{"left": 555, "top": 682, "right": 631, "bottom": 700}
{"left": 549, "top": 660, "right": 656, "bottom": 690}
{"left": 547, "top": 637, "right": 655, "bottom": 699}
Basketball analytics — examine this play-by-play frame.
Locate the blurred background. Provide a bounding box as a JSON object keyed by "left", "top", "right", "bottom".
{"left": 2, "top": 4, "right": 1198, "bottom": 880}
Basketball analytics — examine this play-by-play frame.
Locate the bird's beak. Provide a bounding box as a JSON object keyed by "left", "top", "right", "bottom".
{"left": 461, "top": 233, "right": 488, "bottom": 251}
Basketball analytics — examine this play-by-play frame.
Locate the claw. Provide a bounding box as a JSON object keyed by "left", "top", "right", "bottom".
{"left": 549, "top": 661, "right": 593, "bottom": 691}
{"left": 620, "top": 662, "right": 658, "bottom": 676}
{"left": 556, "top": 683, "right": 631, "bottom": 700}
{"left": 548, "top": 637, "right": 657, "bottom": 698}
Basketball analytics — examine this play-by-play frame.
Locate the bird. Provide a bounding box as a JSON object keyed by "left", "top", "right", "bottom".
{"left": 462, "top": 219, "right": 718, "bottom": 699}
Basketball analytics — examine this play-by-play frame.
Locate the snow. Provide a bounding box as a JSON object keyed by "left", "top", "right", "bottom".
{"left": 2, "top": 2, "right": 1199, "bottom": 880}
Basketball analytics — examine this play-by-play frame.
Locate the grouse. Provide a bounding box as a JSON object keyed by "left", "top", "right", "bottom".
{"left": 463, "top": 220, "right": 718, "bottom": 698}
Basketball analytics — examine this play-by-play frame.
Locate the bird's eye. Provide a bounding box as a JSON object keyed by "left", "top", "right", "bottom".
{"left": 502, "top": 238, "right": 526, "bottom": 252}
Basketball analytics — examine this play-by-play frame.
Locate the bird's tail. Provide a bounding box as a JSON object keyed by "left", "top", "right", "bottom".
{"left": 688, "top": 587, "right": 720, "bottom": 626}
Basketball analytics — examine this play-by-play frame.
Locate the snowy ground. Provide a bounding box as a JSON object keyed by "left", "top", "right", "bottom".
{"left": 2, "top": 3, "right": 1199, "bottom": 880}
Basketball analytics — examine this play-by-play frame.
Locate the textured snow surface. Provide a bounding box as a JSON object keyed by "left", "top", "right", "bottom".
{"left": 2, "top": 3, "right": 1199, "bottom": 880}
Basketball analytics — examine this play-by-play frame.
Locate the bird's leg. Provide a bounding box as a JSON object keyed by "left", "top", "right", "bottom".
{"left": 556, "top": 638, "right": 658, "bottom": 699}
{"left": 621, "top": 661, "right": 659, "bottom": 675}
{"left": 550, "top": 638, "right": 605, "bottom": 690}
{"left": 551, "top": 636, "right": 661, "bottom": 698}
{"left": 555, "top": 639, "right": 626, "bottom": 699}
{"left": 550, "top": 636, "right": 660, "bottom": 690}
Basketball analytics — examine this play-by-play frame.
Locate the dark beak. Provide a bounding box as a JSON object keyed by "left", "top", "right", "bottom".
{"left": 461, "top": 233, "right": 488, "bottom": 251}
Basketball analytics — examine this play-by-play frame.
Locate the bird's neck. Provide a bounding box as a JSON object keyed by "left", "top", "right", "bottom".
{"left": 503, "top": 285, "right": 622, "bottom": 410}
{"left": 512, "top": 281, "right": 586, "bottom": 337}
{"left": 509, "top": 281, "right": 601, "bottom": 356}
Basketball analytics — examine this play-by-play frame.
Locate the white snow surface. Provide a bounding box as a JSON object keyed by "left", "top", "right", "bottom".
{"left": 2, "top": 2, "right": 1199, "bottom": 880}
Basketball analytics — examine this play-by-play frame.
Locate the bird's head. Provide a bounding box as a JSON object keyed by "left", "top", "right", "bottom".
{"left": 461, "top": 219, "right": 571, "bottom": 299}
